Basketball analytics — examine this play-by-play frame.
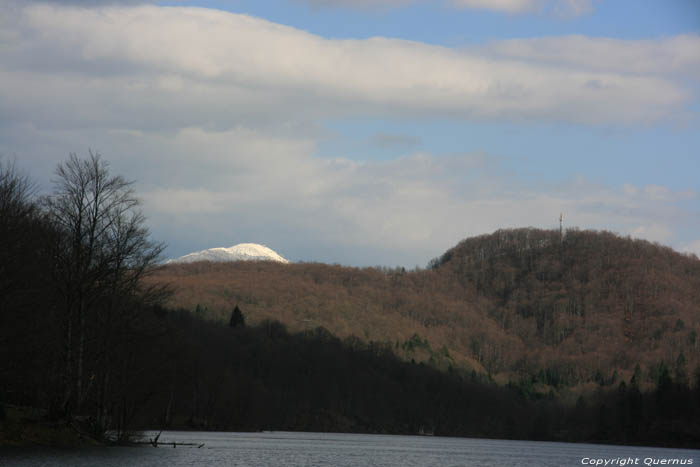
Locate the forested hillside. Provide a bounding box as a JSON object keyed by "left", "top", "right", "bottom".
{"left": 153, "top": 228, "right": 700, "bottom": 394}
{"left": 434, "top": 228, "right": 700, "bottom": 387}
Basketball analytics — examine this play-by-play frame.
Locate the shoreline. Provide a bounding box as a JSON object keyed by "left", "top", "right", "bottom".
{"left": 3, "top": 411, "right": 698, "bottom": 451}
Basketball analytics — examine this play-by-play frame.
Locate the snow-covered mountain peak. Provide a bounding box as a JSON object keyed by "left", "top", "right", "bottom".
{"left": 168, "top": 243, "right": 289, "bottom": 264}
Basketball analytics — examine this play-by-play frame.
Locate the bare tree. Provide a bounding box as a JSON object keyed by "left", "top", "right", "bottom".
{"left": 0, "top": 158, "right": 36, "bottom": 300}
{"left": 45, "top": 152, "right": 165, "bottom": 418}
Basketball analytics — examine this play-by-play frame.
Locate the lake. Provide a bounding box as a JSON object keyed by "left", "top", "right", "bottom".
{"left": 2, "top": 431, "right": 699, "bottom": 466}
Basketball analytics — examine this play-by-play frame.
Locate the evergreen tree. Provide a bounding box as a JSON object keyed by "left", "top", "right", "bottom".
{"left": 675, "top": 352, "right": 688, "bottom": 386}
{"left": 630, "top": 363, "right": 642, "bottom": 388}
{"left": 230, "top": 305, "right": 245, "bottom": 328}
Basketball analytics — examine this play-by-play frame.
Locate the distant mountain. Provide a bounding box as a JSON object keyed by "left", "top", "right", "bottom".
{"left": 168, "top": 243, "right": 289, "bottom": 264}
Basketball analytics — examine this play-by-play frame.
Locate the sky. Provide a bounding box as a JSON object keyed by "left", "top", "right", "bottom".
{"left": 1, "top": 0, "right": 699, "bottom": 267}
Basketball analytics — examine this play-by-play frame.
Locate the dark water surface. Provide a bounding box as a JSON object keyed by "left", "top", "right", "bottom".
{"left": 2, "top": 431, "right": 698, "bottom": 466}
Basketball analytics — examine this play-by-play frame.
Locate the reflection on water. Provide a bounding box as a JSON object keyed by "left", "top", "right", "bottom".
{"left": 2, "top": 431, "right": 699, "bottom": 467}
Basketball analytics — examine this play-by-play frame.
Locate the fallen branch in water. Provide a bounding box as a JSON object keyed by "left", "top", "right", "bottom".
{"left": 137, "top": 431, "right": 204, "bottom": 448}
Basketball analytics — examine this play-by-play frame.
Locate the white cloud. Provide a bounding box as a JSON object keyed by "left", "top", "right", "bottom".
{"left": 450, "top": 0, "right": 537, "bottom": 13}
{"left": 5, "top": 120, "right": 699, "bottom": 266}
{"left": 484, "top": 34, "right": 700, "bottom": 77}
{"left": 622, "top": 183, "right": 697, "bottom": 203}
{"left": 630, "top": 224, "right": 673, "bottom": 243}
{"left": 133, "top": 129, "right": 698, "bottom": 265}
{"left": 0, "top": 3, "right": 691, "bottom": 129}
{"left": 642, "top": 185, "right": 672, "bottom": 202}
{"left": 683, "top": 240, "right": 700, "bottom": 258}
{"left": 1, "top": 3, "right": 698, "bottom": 266}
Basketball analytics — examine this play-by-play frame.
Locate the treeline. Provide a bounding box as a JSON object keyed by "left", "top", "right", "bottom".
{"left": 79, "top": 305, "right": 700, "bottom": 447}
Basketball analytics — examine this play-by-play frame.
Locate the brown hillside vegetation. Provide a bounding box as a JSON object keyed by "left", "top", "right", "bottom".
{"left": 151, "top": 261, "right": 499, "bottom": 372}
{"left": 150, "top": 228, "right": 700, "bottom": 392}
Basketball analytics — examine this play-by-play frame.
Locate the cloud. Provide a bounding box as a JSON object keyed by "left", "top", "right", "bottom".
{"left": 295, "top": 0, "right": 594, "bottom": 16}
{"left": 1, "top": 3, "right": 691, "bottom": 130}
{"left": 1, "top": 3, "right": 699, "bottom": 266}
{"left": 449, "top": 0, "right": 593, "bottom": 16}
{"left": 131, "top": 130, "right": 698, "bottom": 265}
{"left": 484, "top": 34, "right": 700, "bottom": 78}
{"left": 22, "top": 0, "right": 151, "bottom": 4}
{"left": 370, "top": 132, "right": 423, "bottom": 148}
{"left": 630, "top": 224, "right": 673, "bottom": 243}
{"left": 296, "top": 0, "right": 416, "bottom": 9}
{"left": 623, "top": 183, "right": 697, "bottom": 202}
{"left": 683, "top": 240, "right": 700, "bottom": 258}
{"left": 552, "top": 0, "right": 594, "bottom": 17}
{"left": 450, "top": 0, "right": 538, "bottom": 14}
{"left": 5, "top": 122, "right": 699, "bottom": 267}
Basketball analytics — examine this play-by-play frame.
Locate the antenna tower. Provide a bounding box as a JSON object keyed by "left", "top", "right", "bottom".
{"left": 559, "top": 213, "right": 564, "bottom": 243}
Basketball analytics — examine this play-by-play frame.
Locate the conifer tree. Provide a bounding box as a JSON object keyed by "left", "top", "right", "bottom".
{"left": 230, "top": 305, "right": 245, "bottom": 328}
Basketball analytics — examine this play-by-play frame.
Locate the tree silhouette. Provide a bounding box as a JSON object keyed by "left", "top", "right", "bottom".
{"left": 230, "top": 305, "right": 245, "bottom": 328}
{"left": 44, "top": 152, "right": 165, "bottom": 419}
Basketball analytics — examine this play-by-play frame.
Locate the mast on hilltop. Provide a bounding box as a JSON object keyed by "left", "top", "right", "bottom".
{"left": 559, "top": 213, "right": 564, "bottom": 244}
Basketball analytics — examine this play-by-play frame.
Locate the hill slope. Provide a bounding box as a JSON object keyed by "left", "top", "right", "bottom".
{"left": 151, "top": 228, "right": 700, "bottom": 391}
{"left": 433, "top": 228, "right": 700, "bottom": 386}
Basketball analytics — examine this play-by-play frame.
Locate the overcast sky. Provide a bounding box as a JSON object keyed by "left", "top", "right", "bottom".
{"left": 2, "top": 0, "right": 699, "bottom": 266}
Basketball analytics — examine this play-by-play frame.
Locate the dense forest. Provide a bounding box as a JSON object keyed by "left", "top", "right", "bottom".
{"left": 2, "top": 155, "right": 700, "bottom": 448}
{"left": 154, "top": 229, "right": 700, "bottom": 397}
